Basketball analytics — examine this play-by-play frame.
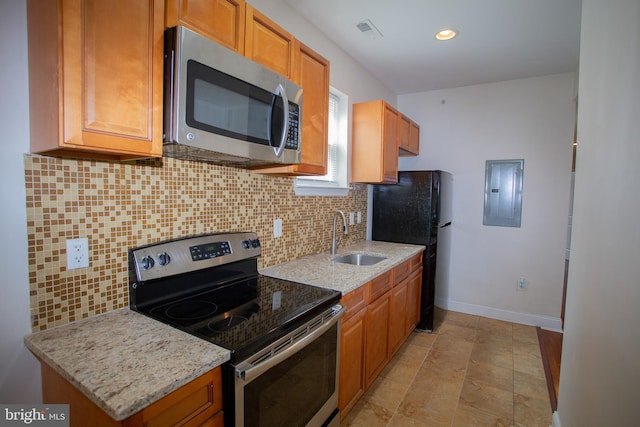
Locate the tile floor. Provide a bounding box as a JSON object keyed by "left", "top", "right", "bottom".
{"left": 341, "top": 309, "right": 552, "bottom": 427}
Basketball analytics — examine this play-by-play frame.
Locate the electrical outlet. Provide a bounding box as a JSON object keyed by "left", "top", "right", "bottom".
{"left": 357, "top": 212, "right": 362, "bottom": 224}
{"left": 66, "top": 238, "right": 89, "bottom": 270}
{"left": 349, "top": 212, "right": 355, "bottom": 225}
{"left": 274, "top": 218, "right": 283, "bottom": 238}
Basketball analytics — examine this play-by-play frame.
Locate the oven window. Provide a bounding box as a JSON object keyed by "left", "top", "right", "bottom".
{"left": 243, "top": 324, "right": 337, "bottom": 426}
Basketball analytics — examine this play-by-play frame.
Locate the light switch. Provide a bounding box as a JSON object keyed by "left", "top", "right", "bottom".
{"left": 274, "top": 218, "right": 283, "bottom": 238}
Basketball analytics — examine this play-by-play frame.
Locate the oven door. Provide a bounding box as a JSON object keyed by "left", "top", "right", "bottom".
{"left": 233, "top": 305, "right": 344, "bottom": 427}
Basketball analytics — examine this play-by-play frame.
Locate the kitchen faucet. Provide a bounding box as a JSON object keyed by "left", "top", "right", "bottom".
{"left": 331, "top": 210, "right": 348, "bottom": 255}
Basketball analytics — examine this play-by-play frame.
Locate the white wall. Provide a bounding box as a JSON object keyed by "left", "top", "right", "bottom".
{"left": 398, "top": 73, "right": 576, "bottom": 329}
{"left": 555, "top": 0, "right": 640, "bottom": 425}
{"left": 0, "top": 0, "right": 42, "bottom": 402}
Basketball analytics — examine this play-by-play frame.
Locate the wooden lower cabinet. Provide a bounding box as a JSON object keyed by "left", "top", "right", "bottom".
{"left": 406, "top": 267, "right": 423, "bottom": 334}
{"left": 388, "top": 277, "right": 409, "bottom": 357}
{"left": 338, "top": 307, "right": 366, "bottom": 417}
{"left": 40, "top": 363, "right": 223, "bottom": 427}
{"left": 338, "top": 255, "right": 424, "bottom": 420}
{"left": 364, "top": 290, "right": 391, "bottom": 389}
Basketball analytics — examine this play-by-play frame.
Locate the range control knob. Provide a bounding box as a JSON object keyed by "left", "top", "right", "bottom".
{"left": 251, "top": 238, "right": 261, "bottom": 248}
{"left": 157, "top": 252, "right": 171, "bottom": 266}
{"left": 242, "top": 240, "right": 251, "bottom": 249}
{"left": 141, "top": 255, "right": 155, "bottom": 270}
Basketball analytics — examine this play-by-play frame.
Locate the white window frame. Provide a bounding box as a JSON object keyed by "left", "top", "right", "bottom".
{"left": 294, "top": 87, "right": 349, "bottom": 196}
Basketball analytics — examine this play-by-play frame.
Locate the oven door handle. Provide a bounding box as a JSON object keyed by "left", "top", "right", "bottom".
{"left": 235, "top": 305, "right": 345, "bottom": 383}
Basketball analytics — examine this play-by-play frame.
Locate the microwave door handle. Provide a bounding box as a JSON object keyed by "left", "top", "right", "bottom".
{"left": 271, "top": 84, "right": 289, "bottom": 158}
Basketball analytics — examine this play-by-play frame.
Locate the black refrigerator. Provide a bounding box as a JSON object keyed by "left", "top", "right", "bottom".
{"left": 372, "top": 170, "right": 452, "bottom": 331}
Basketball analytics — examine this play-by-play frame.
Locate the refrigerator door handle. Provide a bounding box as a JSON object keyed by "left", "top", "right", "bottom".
{"left": 439, "top": 221, "right": 452, "bottom": 228}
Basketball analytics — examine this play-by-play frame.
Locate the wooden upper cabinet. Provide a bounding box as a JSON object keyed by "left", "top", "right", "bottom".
{"left": 398, "top": 114, "right": 411, "bottom": 153}
{"left": 244, "top": 5, "right": 296, "bottom": 80}
{"left": 400, "top": 117, "right": 420, "bottom": 156}
{"left": 254, "top": 42, "right": 330, "bottom": 176}
{"left": 352, "top": 100, "right": 399, "bottom": 184}
{"left": 165, "top": 0, "right": 246, "bottom": 54}
{"left": 26, "top": 0, "right": 164, "bottom": 160}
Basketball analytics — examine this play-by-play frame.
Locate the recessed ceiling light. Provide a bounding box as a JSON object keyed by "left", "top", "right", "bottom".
{"left": 435, "top": 28, "right": 457, "bottom": 41}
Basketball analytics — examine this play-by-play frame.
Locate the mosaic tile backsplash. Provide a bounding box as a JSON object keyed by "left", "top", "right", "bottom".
{"left": 25, "top": 155, "right": 367, "bottom": 331}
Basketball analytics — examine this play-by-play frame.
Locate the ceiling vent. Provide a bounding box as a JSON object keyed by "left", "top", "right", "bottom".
{"left": 356, "top": 19, "right": 383, "bottom": 39}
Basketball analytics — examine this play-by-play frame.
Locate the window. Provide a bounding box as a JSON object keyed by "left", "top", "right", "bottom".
{"left": 294, "top": 87, "right": 348, "bottom": 196}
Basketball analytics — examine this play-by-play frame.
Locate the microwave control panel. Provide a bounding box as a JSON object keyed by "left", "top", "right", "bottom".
{"left": 286, "top": 103, "right": 300, "bottom": 150}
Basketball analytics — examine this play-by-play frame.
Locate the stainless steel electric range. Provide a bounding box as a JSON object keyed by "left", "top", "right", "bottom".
{"left": 129, "top": 232, "right": 344, "bottom": 427}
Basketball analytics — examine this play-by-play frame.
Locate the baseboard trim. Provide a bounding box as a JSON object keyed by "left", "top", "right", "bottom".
{"left": 435, "top": 297, "right": 563, "bottom": 332}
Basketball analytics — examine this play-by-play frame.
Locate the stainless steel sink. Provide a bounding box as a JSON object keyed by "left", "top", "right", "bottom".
{"left": 331, "top": 253, "right": 387, "bottom": 266}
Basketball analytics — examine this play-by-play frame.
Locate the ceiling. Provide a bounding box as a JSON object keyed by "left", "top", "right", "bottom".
{"left": 284, "top": 0, "right": 582, "bottom": 94}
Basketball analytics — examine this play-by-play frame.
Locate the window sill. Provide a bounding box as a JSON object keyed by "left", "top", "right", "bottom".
{"left": 294, "top": 185, "right": 350, "bottom": 197}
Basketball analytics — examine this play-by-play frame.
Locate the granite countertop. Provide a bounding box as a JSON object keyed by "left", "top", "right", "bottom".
{"left": 260, "top": 240, "right": 426, "bottom": 294}
{"left": 24, "top": 240, "right": 423, "bottom": 421}
{"left": 24, "top": 309, "right": 230, "bottom": 421}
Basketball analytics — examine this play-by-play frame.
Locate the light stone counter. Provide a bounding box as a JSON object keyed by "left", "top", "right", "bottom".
{"left": 24, "top": 308, "right": 230, "bottom": 421}
{"left": 260, "top": 240, "right": 425, "bottom": 295}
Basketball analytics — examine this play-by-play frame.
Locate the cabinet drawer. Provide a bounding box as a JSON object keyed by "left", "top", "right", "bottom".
{"left": 410, "top": 253, "right": 423, "bottom": 271}
{"left": 341, "top": 286, "right": 366, "bottom": 322}
{"left": 366, "top": 271, "right": 392, "bottom": 303}
{"left": 128, "top": 368, "right": 223, "bottom": 427}
{"left": 393, "top": 259, "right": 411, "bottom": 284}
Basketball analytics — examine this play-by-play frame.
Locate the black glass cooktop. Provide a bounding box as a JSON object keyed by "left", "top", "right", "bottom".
{"left": 137, "top": 274, "right": 340, "bottom": 362}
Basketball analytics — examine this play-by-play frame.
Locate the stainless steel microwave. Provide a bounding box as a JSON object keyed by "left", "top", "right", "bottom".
{"left": 163, "top": 26, "right": 303, "bottom": 167}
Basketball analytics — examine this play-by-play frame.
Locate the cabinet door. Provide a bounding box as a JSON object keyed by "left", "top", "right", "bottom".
{"left": 382, "top": 104, "right": 399, "bottom": 183}
{"left": 406, "top": 267, "right": 423, "bottom": 334}
{"left": 27, "top": 0, "right": 164, "bottom": 160}
{"left": 125, "top": 368, "right": 223, "bottom": 427}
{"left": 364, "top": 291, "right": 390, "bottom": 388}
{"left": 389, "top": 278, "right": 409, "bottom": 357}
{"left": 166, "top": 0, "right": 246, "bottom": 54}
{"left": 398, "top": 114, "right": 411, "bottom": 153}
{"left": 399, "top": 115, "right": 419, "bottom": 156}
{"left": 409, "top": 120, "right": 420, "bottom": 155}
{"left": 40, "top": 362, "right": 223, "bottom": 427}
{"left": 194, "top": 411, "right": 224, "bottom": 427}
{"left": 352, "top": 100, "right": 399, "bottom": 184}
{"left": 245, "top": 5, "right": 296, "bottom": 80}
{"left": 339, "top": 308, "right": 366, "bottom": 419}
{"left": 254, "top": 42, "right": 329, "bottom": 176}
